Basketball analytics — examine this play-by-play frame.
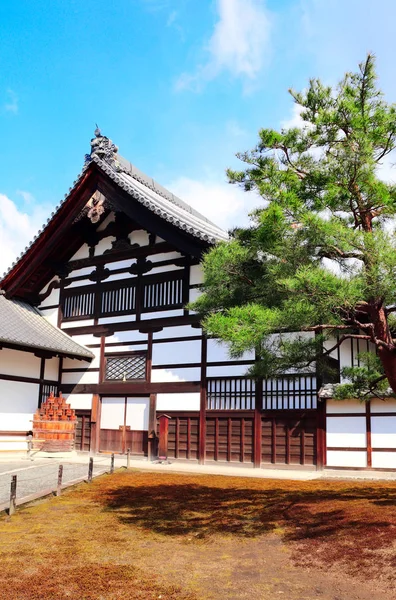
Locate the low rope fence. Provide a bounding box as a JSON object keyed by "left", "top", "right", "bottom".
{"left": 0, "top": 450, "right": 132, "bottom": 516}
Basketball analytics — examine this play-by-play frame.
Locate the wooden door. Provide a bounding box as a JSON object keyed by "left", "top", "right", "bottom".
{"left": 75, "top": 410, "right": 91, "bottom": 451}
{"left": 100, "top": 396, "right": 150, "bottom": 455}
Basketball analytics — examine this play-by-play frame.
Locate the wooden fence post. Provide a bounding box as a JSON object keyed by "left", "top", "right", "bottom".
{"left": 56, "top": 465, "right": 63, "bottom": 496}
{"left": 110, "top": 453, "right": 115, "bottom": 474}
{"left": 88, "top": 457, "right": 93, "bottom": 483}
{"left": 126, "top": 448, "right": 130, "bottom": 469}
{"left": 9, "top": 475, "right": 17, "bottom": 516}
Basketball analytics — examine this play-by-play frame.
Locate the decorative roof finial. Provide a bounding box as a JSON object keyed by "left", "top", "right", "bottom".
{"left": 85, "top": 126, "right": 118, "bottom": 166}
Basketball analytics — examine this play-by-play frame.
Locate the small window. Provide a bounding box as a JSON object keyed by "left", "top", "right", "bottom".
{"left": 105, "top": 353, "right": 147, "bottom": 381}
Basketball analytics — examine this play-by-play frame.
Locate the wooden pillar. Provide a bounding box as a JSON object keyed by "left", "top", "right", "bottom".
{"left": 366, "top": 400, "right": 372, "bottom": 468}
{"left": 99, "top": 336, "right": 106, "bottom": 383}
{"left": 199, "top": 335, "right": 207, "bottom": 465}
{"left": 253, "top": 377, "right": 263, "bottom": 468}
{"left": 90, "top": 394, "right": 101, "bottom": 454}
{"left": 316, "top": 398, "right": 326, "bottom": 470}
{"left": 146, "top": 332, "right": 153, "bottom": 382}
{"left": 148, "top": 393, "right": 157, "bottom": 460}
{"left": 38, "top": 357, "right": 46, "bottom": 408}
{"left": 158, "top": 414, "right": 171, "bottom": 460}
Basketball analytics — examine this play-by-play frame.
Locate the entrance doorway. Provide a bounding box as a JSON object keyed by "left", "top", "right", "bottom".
{"left": 99, "top": 396, "right": 149, "bottom": 455}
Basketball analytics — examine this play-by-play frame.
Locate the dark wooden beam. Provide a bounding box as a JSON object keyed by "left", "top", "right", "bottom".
{"left": 60, "top": 381, "right": 201, "bottom": 395}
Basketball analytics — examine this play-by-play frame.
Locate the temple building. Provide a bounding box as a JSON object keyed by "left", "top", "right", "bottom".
{"left": 1, "top": 129, "right": 395, "bottom": 471}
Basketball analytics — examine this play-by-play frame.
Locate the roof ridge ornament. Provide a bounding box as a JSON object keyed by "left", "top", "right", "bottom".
{"left": 85, "top": 126, "right": 119, "bottom": 166}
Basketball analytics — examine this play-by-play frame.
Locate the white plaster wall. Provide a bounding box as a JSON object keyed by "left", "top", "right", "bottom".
{"left": 190, "top": 265, "right": 203, "bottom": 286}
{"left": 95, "top": 237, "right": 116, "bottom": 255}
{"left": 63, "top": 393, "right": 93, "bottom": 410}
{"left": 152, "top": 339, "right": 201, "bottom": 366}
{"left": 44, "top": 357, "right": 59, "bottom": 381}
{"left": 151, "top": 367, "right": 200, "bottom": 382}
{"left": 207, "top": 339, "right": 254, "bottom": 362}
{"left": 326, "top": 399, "right": 365, "bottom": 414}
{"left": 70, "top": 243, "right": 90, "bottom": 260}
{"left": 149, "top": 251, "right": 182, "bottom": 263}
{"left": 126, "top": 397, "right": 149, "bottom": 430}
{"left": 43, "top": 307, "right": 59, "bottom": 326}
{"left": 156, "top": 392, "right": 200, "bottom": 411}
{"left": 62, "top": 319, "right": 95, "bottom": 329}
{"left": 327, "top": 450, "right": 367, "bottom": 468}
{"left": 0, "top": 438, "right": 26, "bottom": 451}
{"left": 101, "top": 398, "right": 125, "bottom": 429}
{"left": 67, "top": 279, "right": 94, "bottom": 289}
{"left": 99, "top": 315, "right": 136, "bottom": 325}
{"left": 326, "top": 416, "right": 366, "bottom": 448}
{"left": 61, "top": 370, "right": 99, "bottom": 385}
{"left": 141, "top": 309, "right": 184, "bottom": 320}
{"left": 154, "top": 325, "right": 200, "bottom": 340}
{"left": 0, "top": 380, "right": 39, "bottom": 430}
{"left": 38, "top": 285, "right": 60, "bottom": 308}
{"left": 372, "top": 452, "right": 396, "bottom": 469}
{"left": 206, "top": 364, "right": 251, "bottom": 377}
{"left": 130, "top": 230, "right": 150, "bottom": 246}
{"left": 0, "top": 349, "right": 41, "bottom": 378}
{"left": 371, "top": 417, "right": 396, "bottom": 449}
{"left": 371, "top": 398, "right": 396, "bottom": 413}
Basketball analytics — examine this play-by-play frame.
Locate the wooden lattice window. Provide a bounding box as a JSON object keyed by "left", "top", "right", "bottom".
{"left": 105, "top": 353, "right": 147, "bottom": 381}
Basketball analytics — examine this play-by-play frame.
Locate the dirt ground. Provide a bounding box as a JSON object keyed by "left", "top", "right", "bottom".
{"left": 0, "top": 469, "right": 395, "bottom": 600}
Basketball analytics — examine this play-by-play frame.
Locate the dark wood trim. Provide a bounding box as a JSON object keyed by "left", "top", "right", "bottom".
{"left": 0, "top": 372, "right": 57, "bottom": 386}
{"left": 326, "top": 446, "right": 367, "bottom": 452}
{"left": 0, "top": 431, "right": 29, "bottom": 437}
{"left": 99, "top": 336, "right": 106, "bottom": 383}
{"left": 0, "top": 340, "right": 88, "bottom": 361}
{"left": 57, "top": 357, "right": 63, "bottom": 390}
{"left": 38, "top": 304, "right": 59, "bottom": 311}
{"left": 146, "top": 332, "right": 153, "bottom": 383}
{"left": 61, "top": 381, "right": 201, "bottom": 395}
{"left": 63, "top": 314, "right": 201, "bottom": 336}
{"left": 366, "top": 400, "right": 372, "bottom": 468}
{"left": 199, "top": 335, "right": 207, "bottom": 465}
{"left": 38, "top": 357, "right": 46, "bottom": 407}
{"left": 155, "top": 410, "right": 200, "bottom": 417}
{"left": 327, "top": 412, "right": 396, "bottom": 417}
{"left": 62, "top": 367, "right": 101, "bottom": 373}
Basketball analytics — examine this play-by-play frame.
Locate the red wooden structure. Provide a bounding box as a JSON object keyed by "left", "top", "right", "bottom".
{"left": 32, "top": 392, "right": 77, "bottom": 452}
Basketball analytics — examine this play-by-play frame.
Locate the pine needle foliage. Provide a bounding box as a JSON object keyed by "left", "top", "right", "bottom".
{"left": 192, "top": 55, "right": 396, "bottom": 397}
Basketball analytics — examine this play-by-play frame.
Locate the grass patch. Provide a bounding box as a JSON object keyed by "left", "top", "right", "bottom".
{"left": 0, "top": 470, "right": 395, "bottom": 599}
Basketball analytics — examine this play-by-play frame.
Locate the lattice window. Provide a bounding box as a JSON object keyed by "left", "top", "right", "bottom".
{"left": 101, "top": 282, "right": 136, "bottom": 317}
{"left": 41, "top": 383, "right": 59, "bottom": 407}
{"left": 142, "top": 275, "right": 183, "bottom": 312}
{"left": 105, "top": 354, "right": 147, "bottom": 381}
{"left": 63, "top": 290, "right": 95, "bottom": 319}
{"left": 207, "top": 377, "right": 256, "bottom": 410}
{"left": 262, "top": 374, "right": 317, "bottom": 410}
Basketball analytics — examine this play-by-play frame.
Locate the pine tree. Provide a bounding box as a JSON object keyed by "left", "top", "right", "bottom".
{"left": 192, "top": 55, "right": 396, "bottom": 399}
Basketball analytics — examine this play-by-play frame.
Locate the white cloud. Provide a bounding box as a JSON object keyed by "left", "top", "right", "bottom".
{"left": 166, "top": 175, "right": 261, "bottom": 230}
{"left": 176, "top": 0, "right": 272, "bottom": 91}
{"left": 4, "top": 89, "right": 18, "bottom": 114}
{"left": 0, "top": 194, "right": 49, "bottom": 276}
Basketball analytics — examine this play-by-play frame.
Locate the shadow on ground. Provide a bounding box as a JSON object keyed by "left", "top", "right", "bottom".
{"left": 100, "top": 479, "right": 396, "bottom": 548}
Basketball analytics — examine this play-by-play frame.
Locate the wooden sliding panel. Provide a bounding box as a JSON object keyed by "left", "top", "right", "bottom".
{"left": 163, "top": 415, "right": 199, "bottom": 460}
{"left": 205, "top": 415, "right": 254, "bottom": 464}
{"left": 261, "top": 413, "right": 317, "bottom": 466}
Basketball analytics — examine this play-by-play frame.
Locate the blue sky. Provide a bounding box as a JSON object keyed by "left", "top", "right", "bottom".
{"left": 1, "top": 0, "right": 396, "bottom": 273}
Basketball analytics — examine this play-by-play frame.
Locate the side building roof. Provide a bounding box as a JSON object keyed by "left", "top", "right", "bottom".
{"left": 0, "top": 294, "right": 94, "bottom": 360}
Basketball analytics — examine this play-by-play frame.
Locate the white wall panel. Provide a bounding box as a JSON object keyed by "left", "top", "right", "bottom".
{"left": 130, "top": 230, "right": 150, "bottom": 246}
{"left": 190, "top": 265, "right": 203, "bottom": 285}
{"left": 152, "top": 339, "right": 201, "bottom": 366}
{"left": 38, "top": 286, "right": 60, "bottom": 308}
{"left": 327, "top": 450, "right": 367, "bottom": 468}
{"left": 95, "top": 237, "right": 116, "bottom": 255}
{"left": 43, "top": 308, "right": 59, "bottom": 327}
{"left": 101, "top": 398, "right": 125, "bottom": 429}
{"left": 44, "top": 357, "right": 59, "bottom": 381}
{"left": 64, "top": 393, "right": 93, "bottom": 410}
{"left": 154, "top": 325, "right": 200, "bottom": 340}
{"left": 61, "top": 370, "right": 99, "bottom": 385}
{"left": 371, "top": 417, "right": 396, "bottom": 448}
{"left": 0, "top": 380, "right": 39, "bottom": 430}
{"left": 70, "top": 243, "right": 90, "bottom": 260}
{"left": 62, "top": 319, "right": 95, "bottom": 329}
{"left": 140, "top": 309, "right": 183, "bottom": 320}
{"left": 0, "top": 438, "right": 27, "bottom": 451}
{"left": 149, "top": 251, "right": 182, "bottom": 263}
{"left": 126, "top": 397, "right": 149, "bottom": 431}
{"left": 99, "top": 315, "right": 136, "bottom": 324}
{"left": 372, "top": 452, "right": 396, "bottom": 469}
{"left": 0, "top": 349, "right": 41, "bottom": 378}
{"left": 326, "top": 399, "right": 365, "bottom": 414}
{"left": 326, "top": 416, "right": 366, "bottom": 447}
{"left": 156, "top": 392, "right": 200, "bottom": 411}
{"left": 207, "top": 364, "right": 251, "bottom": 377}
{"left": 151, "top": 368, "right": 200, "bottom": 382}
{"left": 371, "top": 398, "right": 396, "bottom": 413}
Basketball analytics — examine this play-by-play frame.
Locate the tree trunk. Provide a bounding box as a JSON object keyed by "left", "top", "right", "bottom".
{"left": 370, "top": 304, "right": 396, "bottom": 394}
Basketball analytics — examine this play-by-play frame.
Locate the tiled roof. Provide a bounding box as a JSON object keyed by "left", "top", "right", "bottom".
{"left": 1, "top": 131, "right": 228, "bottom": 281}
{"left": 93, "top": 154, "right": 228, "bottom": 244}
{"left": 0, "top": 294, "right": 93, "bottom": 359}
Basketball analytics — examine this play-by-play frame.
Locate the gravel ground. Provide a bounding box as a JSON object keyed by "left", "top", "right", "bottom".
{"left": 0, "top": 456, "right": 114, "bottom": 505}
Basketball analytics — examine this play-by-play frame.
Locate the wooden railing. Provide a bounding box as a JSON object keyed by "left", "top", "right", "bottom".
{"left": 206, "top": 374, "right": 317, "bottom": 411}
